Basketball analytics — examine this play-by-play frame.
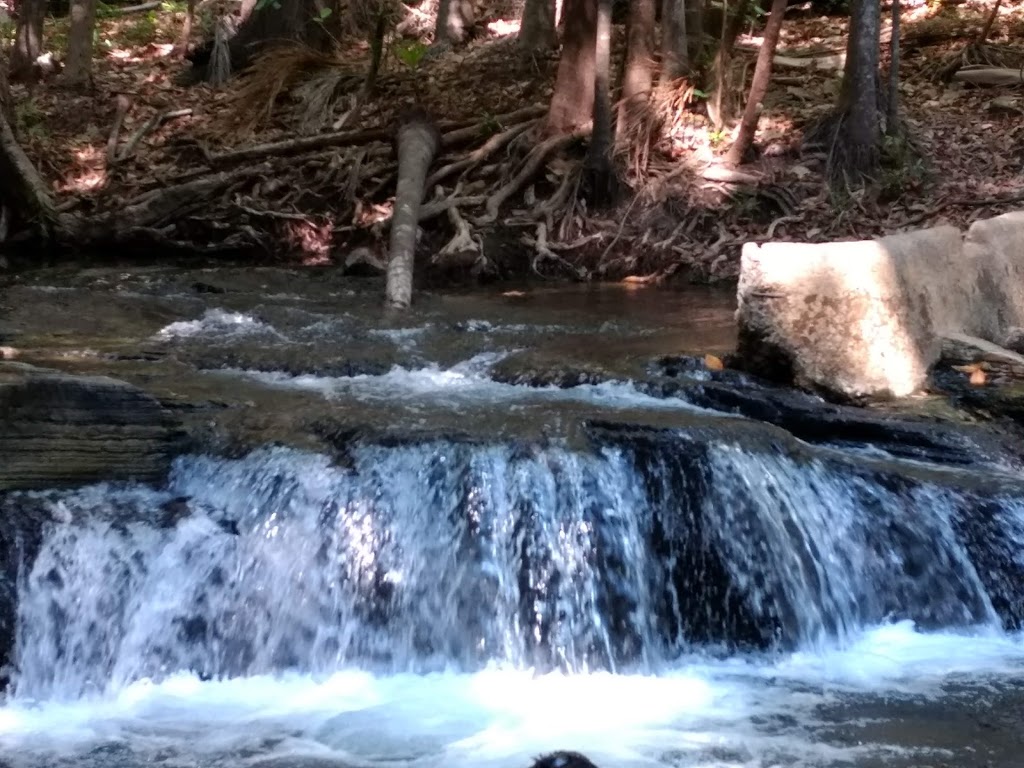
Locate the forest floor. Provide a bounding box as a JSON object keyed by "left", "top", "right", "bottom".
{"left": 6, "top": 0, "right": 1024, "bottom": 283}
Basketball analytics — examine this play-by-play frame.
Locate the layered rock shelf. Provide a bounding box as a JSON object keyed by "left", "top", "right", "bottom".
{"left": 0, "top": 363, "right": 182, "bottom": 491}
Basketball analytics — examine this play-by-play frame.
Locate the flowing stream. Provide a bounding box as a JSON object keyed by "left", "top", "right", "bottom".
{"left": 3, "top": 273, "right": 1024, "bottom": 768}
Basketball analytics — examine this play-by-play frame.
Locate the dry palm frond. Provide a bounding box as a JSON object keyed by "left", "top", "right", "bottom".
{"left": 218, "top": 42, "right": 349, "bottom": 136}
{"left": 294, "top": 66, "right": 361, "bottom": 133}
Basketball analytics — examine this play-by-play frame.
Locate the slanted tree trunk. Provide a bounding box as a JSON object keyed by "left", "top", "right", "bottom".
{"left": 886, "top": 0, "right": 900, "bottom": 136}
{"left": 835, "top": 0, "right": 882, "bottom": 176}
{"left": 63, "top": 0, "right": 98, "bottom": 86}
{"left": 0, "top": 95, "right": 56, "bottom": 239}
{"left": 9, "top": 0, "right": 48, "bottom": 82}
{"left": 725, "top": 0, "right": 786, "bottom": 165}
{"left": 617, "top": 0, "right": 655, "bottom": 139}
{"left": 386, "top": 113, "right": 441, "bottom": 309}
{"left": 546, "top": 0, "right": 597, "bottom": 135}
{"left": 583, "top": 0, "right": 617, "bottom": 205}
{"left": 435, "top": 0, "right": 475, "bottom": 44}
{"left": 518, "top": 0, "right": 556, "bottom": 52}
{"left": 660, "top": 0, "right": 687, "bottom": 81}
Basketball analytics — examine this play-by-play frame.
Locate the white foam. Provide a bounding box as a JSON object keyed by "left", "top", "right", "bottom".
{"left": 155, "top": 309, "right": 283, "bottom": 341}
{"left": 218, "top": 355, "right": 716, "bottom": 415}
{"left": 2, "top": 623, "right": 1022, "bottom": 766}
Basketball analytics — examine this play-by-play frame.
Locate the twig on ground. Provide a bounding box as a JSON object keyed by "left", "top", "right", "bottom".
{"left": 106, "top": 95, "right": 131, "bottom": 166}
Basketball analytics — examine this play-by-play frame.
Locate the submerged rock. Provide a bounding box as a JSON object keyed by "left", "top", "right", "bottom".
{"left": 0, "top": 363, "right": 182, "bottom": 491}
{"left": 530, "top": 753, "right": 600, "bottom": 768}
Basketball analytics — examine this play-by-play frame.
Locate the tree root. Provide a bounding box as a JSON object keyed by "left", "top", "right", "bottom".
{"left": 481, "top": 131, "right": 586, "bottom": 222}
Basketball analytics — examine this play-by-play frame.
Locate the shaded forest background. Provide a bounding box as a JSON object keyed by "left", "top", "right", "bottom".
{"left": 1, "top": 0, "right": 1023, "bottom": 287}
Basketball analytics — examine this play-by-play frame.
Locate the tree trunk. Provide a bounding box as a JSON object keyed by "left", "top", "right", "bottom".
{"left": 175, "top": 0, "right": 197, "bottom": 57}
{"left": 660, "top": 0, "right": 687, "bottom": 81}
{"left": 386, "top": 114, "right": 441, "bottom": 309}
{"left": 706, "top": 0, "right": 750, "bottom": 128}
{"left": 518, "top": 0, "right": 556, "bottom": 52}
{"left": 63, "top": 0, "right": 97, "bottom": 86}
{"left": 725, "top": 0, "right": 786, "bottom": 166}
{"left": 0, "top": 99, "right": 56, "bottom": 239}
{"left": 837, "top": 0, "right": 882, "bottom": 173}
{"left": 545, "top": 0, "right": 597, "bottom": 135}
{"left": 584, "top": 0, "right": 616, "bottom": 205}
{"left": 9, "top": 0, "right": 48, "bottom": 82}
{"left": 435, "top": 0, "right": 475, "bottom": 44}
{"left": 617, "top": 0, "right": 655, "bottom": 138}
{"left": 886, "top": 0, "right": 900, "bottom": 136}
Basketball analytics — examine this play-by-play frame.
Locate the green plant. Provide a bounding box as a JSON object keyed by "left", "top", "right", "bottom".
{"left": 392, "top": 39, "right": 428, "bottom": 70}
{"left": 708, "top": 127, "right": 728, "bottom": 146}
{"left": 15, "top": 99, "right": 47, "bottom": 139}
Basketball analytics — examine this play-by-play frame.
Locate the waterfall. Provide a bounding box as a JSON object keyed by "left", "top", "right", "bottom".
{"left": 10, "top": 430, "right": 1024, "bottom": 702}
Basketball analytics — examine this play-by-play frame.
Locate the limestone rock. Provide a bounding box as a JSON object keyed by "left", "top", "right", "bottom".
{"left": 0, "top": 363, "right": 182, "bottom": 491}
{"left": 1003, "top": 327, "right": 1024, "bottom": 355}
{"left": 963, "top": 211, "right": 1024, "bottom": 332}
{"left": 736, "top": 226, "right": 968, "bottom": 398}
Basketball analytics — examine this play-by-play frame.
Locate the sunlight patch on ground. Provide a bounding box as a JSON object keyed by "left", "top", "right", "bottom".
{"left": 486, "top": 19, "right": 521, "bottom": 37}
{"left": 58, "top": 146, "right": 108, "bottom": 194}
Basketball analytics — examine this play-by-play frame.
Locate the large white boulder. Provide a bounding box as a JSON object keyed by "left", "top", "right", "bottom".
{"left": 736, "top": 226, "right": 974, "bottom": 398}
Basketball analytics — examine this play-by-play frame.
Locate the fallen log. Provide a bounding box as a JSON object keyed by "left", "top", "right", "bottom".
{"left": 386, "top": 111, "right": 441, "bottom": 309}
{"left": 952, "top": 66, "right": 1024, "bottom": 86}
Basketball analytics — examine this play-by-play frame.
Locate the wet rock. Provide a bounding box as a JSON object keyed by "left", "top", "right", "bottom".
{"left": 0, "top": 362, "right": 183, "bottom": 491}
{"left": 530, "top": 753, "right": 601, "bottom": 768}
{"left": 1003, "top": 327, "right": 1024, "bottom": 355}
{"left": 737, "top": 226, "right": 972, "bottom": 399}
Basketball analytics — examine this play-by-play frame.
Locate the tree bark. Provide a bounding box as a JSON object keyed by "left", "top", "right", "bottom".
{"left": 706, "top": 0, "right": 751, "bottom": 128}
{"left": 545, "top": 0, "right": 597, "bottom": 135}
{"left": 617, "top": 0, "right": 655, "bottom": 138}
{"left": 0, "top": 98, "right": 56, "bottom": 239}
{"left": 9, "top": 0, "right": 48, "bottom": 82}
{"left": 837, "top": 0, "right": 882, "bottom": 173}
{"left": 63, "top": 0, "right": 98, "bottom": 86}
{"left": 725, "top": 0, "right": 786, "bottom": 166}
{"left": 886, "top": 0, "right": 900, "bottom": 137}
{"left": 435, "top": 0, "right": 475, "bottom": 44}
{"left": 584, "top": 0, "right": 614, "bottom": 203}
{"left": 518, "top": 0, "right": 556, "bottom": 52}
{"left": 660, "top": 0, "right": 687, "bottom": 81}
{"left": 386, "top": 114, "right": 441, "bottom": 309}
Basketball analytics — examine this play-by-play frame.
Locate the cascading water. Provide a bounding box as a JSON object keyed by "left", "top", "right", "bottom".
{"left": 6, "top": 283, "right": 1024, "bottom": 768}
{"left": 11, "top": 431, "right": 1024, "bottom": 707}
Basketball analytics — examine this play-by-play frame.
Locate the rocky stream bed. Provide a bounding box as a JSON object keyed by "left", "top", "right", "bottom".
{"left": 3, "top": 267, "right": 1024, "bottom": 768}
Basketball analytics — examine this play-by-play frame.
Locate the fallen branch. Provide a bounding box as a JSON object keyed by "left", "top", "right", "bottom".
{"left": 70, "top": 163, "right": 273, "bottom": 239}
{"left": 438, "top": 105, "right": 547, "bottom": 148}
{"left": 210, "top": 106, "right": 548, "bottom": 167}
{"left": 481, "top": 131, "right": 586, "bottom": 222}
{"left": 112, "top": 108, "right": 193, "bottom": 166}
{"left": 109, "top": 1, "right": 161, "bottom": 13}
{"left": 952, "top": 66, "right": 1024, "bottom": 86}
